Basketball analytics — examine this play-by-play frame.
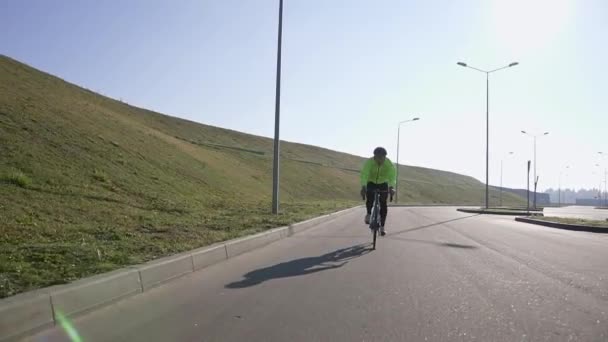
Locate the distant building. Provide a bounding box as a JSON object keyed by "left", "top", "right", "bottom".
{"left": 576, "top": 198, "right": 605, "bottom": 206}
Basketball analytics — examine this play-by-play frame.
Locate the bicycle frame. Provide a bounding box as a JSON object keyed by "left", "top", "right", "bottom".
{"left": 369, "top": 189, "right": 387, "bottom": 249}
{"left": 370, "top": 191, "right": 382, "bottom": 230}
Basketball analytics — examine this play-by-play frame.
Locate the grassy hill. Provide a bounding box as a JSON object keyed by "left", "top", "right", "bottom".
{"left": 0, "top": 55, "right": 525, "bottom": 298}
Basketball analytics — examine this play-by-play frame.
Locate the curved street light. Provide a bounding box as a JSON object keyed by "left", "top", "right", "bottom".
{"left": 457, "top": 61, "right": 519, "bottom": 208}
{"left": 395, "top": 117, "right": 420, "bottom": 202}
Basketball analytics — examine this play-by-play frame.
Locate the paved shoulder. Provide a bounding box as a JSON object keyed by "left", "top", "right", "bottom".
{"left": 27, "top": 207, "right": 608, "bottom": 341}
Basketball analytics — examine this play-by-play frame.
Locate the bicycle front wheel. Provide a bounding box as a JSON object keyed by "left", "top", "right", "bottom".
{"left": 372, "top": 226, "right": 377, "bottom": 250}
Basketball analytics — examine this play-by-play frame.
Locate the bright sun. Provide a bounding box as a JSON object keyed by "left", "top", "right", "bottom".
{"left": 490, "top": 0, "right": 574, "bottom": 55}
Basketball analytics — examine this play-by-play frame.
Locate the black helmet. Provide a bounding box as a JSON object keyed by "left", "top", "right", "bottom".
{"left": 373, "top": 147, "right": 387, "bottom": 157}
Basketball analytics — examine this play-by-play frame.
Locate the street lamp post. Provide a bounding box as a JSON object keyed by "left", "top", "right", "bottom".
{"left": 457, "top": 61, "right": 519, "bottom": 208}
{"left": 271, "top": 0, "right": 284, "bottom": 214}
{"left": 395, "top": 117, "right": 420, "bottom": 203}
{"left": 521, "top": 131, "right": 549, "bottom": 209}
{"left": 559, "top": 165, "right": 570, "bottom": 207}
{"left": 500, "top": 151, "right": 514, "bottom": 207}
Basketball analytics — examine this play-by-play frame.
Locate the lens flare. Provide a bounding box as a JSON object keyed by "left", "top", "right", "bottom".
{"left": 55, "top": 310, "right": 83, "bottom": 342}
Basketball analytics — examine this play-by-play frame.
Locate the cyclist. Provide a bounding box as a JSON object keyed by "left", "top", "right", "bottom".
{"left": 360, "top": 147, "right": 396, "bottom": 236}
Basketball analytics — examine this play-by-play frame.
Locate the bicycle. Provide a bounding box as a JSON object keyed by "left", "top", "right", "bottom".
{"left": 368, "top": 189, "right": 393, "bottom": 250}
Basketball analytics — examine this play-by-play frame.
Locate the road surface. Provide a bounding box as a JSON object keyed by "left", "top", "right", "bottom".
{"left": 26, "top": 207, "right": 608, "bottom": 341}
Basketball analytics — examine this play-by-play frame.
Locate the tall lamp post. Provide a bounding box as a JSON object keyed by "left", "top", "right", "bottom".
{"left": 457, "top": 61, "right": 519, "bottom": 208}
{"left": 500, "top": 151, "right": 514, "bottom": 207}
{"left": 395, "top": 117, "right": 420, "bottom": 203}
{"left": 271, "top": 0, "right": 284, "bottom": 214}
{"left": 521, "top": 130, "right": 549, "bottom": 209}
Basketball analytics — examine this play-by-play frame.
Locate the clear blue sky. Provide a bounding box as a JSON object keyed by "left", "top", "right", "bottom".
{"left": 2, "top": 0, "right": 607, "bottom": 191}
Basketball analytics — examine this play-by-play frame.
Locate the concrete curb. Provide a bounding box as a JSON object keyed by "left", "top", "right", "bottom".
{"left": 225, "top": 229, "right": 285, "bottom": 259}
{"left": 0, "top": 205, "right": 362, "bottom": 342}
{"left": 0, "top": 291, "right": 53, "bottom": 341}
{"left": 457, "top": 208, "right": 543, "bottom": 216}
{"left": 191, "top": 244, "right": 228, "bottom": 271}
{"left": 136, "top": 254, "right": 194, "bottom": 291}
{"left": 515, "top": 217, "right": 608, "bottom": 233}
{"left": 50, "top": 268, "right": 142, "bottom": 318}
{"left": 486, "top": 207, "right": 544, "bottom": 212}
{"left": 285, "top": 206, "right": 354, "bottom": 235}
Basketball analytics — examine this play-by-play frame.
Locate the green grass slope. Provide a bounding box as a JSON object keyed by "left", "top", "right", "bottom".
{"left": 0, "top": 55, "right": 525, "bottom": 297}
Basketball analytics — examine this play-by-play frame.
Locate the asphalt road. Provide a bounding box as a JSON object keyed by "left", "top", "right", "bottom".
{"left": 544, "top": 206, "right": 608, "bottom": 220}
{"left": 26, "top": 207, "right": 608, "bottom": 342}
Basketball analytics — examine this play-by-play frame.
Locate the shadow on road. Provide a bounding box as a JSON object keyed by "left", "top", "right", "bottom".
{"left": 225, "top": 244, "right": 370, "bottom": 289}
{"left": 386, "top": 236, "right": 478, "bottom": 249}
{"left": 387, "top": 214, "right": 481, "bottom": 236}
{"left": 441, "top": 242, "right": 477, "bottom": 249}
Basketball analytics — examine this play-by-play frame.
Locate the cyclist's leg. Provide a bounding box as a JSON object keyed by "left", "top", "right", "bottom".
{"left": 365, "top": 182, "right": 377, "bottom": 225}
{"left": 379, "top": 183, "right": 389, "bottom": 227}
{"left": 365, "top": 182, "right": 376, "bottom": 215}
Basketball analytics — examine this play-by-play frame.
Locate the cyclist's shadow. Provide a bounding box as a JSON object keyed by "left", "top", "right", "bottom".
{"left": 225, "top": 244, "right": 370, "bottom": 289}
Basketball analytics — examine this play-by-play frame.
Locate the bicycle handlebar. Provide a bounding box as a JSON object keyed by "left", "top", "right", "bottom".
{"left": 366, "top": 189, "right": 394, "bottom": 202}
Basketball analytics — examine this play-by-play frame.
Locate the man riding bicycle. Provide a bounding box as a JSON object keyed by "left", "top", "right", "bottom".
{"left": 360, "top": 147, "right": 396, "bottom": 236}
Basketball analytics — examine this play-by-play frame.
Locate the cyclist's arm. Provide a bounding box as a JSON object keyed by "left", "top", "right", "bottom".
{"left": 360, "top": 159, "right": 372, "bottom": 187}
{"left": 386, "top": 159, "right": 397, "bottom": 188}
